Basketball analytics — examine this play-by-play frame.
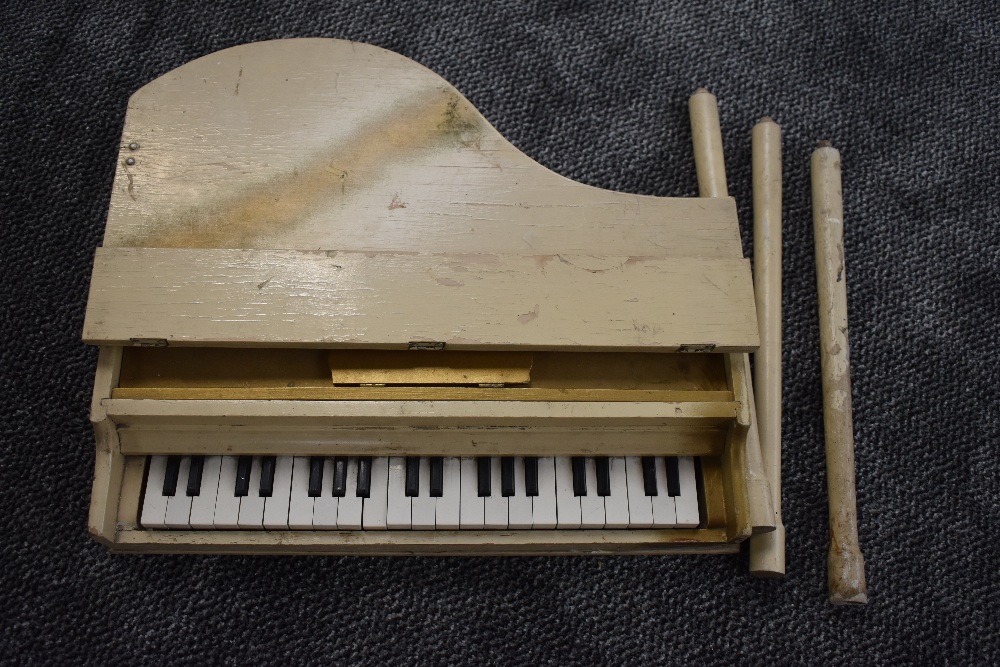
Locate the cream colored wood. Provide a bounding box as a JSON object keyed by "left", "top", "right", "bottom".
{"left": 84, "top": 248, "right": 759, "bottom": 352}
{"left": 103, "top": 39, "right": 741, "bottom": 260}
{"left": 730, "top": 353, "right": 776, "bottom": 536}
{"left": 749, "top": 118, "right": 786, "bottom": 577}
{"left": 689, "top": 89, "right": 728, "bottom": 198}
{"left": 813, "top": 143, "right": 868, "bottom": 605}
{"left": 87, "top": 346, "right": 124, "bottom": 545}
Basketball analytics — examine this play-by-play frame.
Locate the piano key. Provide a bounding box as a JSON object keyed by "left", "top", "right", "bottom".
{"left": 312, "top": 458, "right": 339, "bottom": 529}
{"left": 332, "top": 457, "right": 348, "bottom": 497}
{"left": 483, "top": 456, "right": 508, "bottom": 528}
{"left": 405, "top": 456, "right": 420, "bottom": 497}
{"left": 604, "top": 457, "right": 630, "bottom": 529}
{"left": 308, "top": 456, "right": 324, "bottom": 497}
{"left": 641, "top": 456, "right": 658, "bottom": 496}
{"left": 237, "top": 456, "right": 266, "bottom": 529}
{"left": 356, "top": 456, "right": 372, "bottom": 498}
{"left": 189, "top": 455, "right": 222, "bottom": 528}
{"left": 361, "top": 456, "right": 389, "bottom": 530}
{"left": 531, "top": 457, "right": 558, "bottom": 529}
{"left": 186, "top": 455, "right": 205, "bottom": 496}
{"left": 459, "top": 457, "right": 485, "bottom": 529}
{"left": 262, "top": 456, "right": 293, "bottom": 529}
{"left": 140, "top": 455, "right": 169, "bottom": 529}
{"left": 571, "top": 456, "right": 587, "bottom": 497}
{"left": 501, "top": 457, "right": 515, "bottom": 497}
{"left": 665, "top": 456, "right": 681, "bottom": 497}
{"left": 336, "top": 457, "right": 363, "bottom": 529}
{"left": 650, "top": 456, "right": 677, "bottom": 527}
{"left": 435, "top": 457, "right": 461, "bottom": 529}
{"left": 624, "top": 457, "right": 653, "bottom": 529}
{"left": 524, "top": 456, "right": 539, "bottom": 497}
{"left": 674, "top": 456, "right": 700, "bottom": 527}
{"left": 213, "top": 456, "right": 241, "bottom": 529}
{"left": 259, "top": 455, "right": 276, "bottom": 497}
{"left": 555, "top": 456, "right": 581, "bottom": 528}
{"left": 411, "top": 457, "right": 436, "bottom": 529}
{"left": 287, "top": 456, "right": 316, "bottom": 529}
{"left": 508, "top": 456, "right": 533, "bottom": 529}
{"left": 235, "top": 455, "right": 253, "bottom": 497}
{"left": 579, "top": 457, "right": 605, "bottom": 529}
{"left": 164, "top": 456, "right": 193, "bottom": 529}
{"left": 386, "top": 457, "right": 411, "bottom": 529}
{"left": 595, "top": 457, "right": 611, "bottom": 497}
{"left": 162, "top": 455, "right": 181, "bottom": 496}
{"left": 477, "top": 457, "right": 491, "bottom": 497}
{"left": 429, "top": 457, "right": 444, "bottom": 497}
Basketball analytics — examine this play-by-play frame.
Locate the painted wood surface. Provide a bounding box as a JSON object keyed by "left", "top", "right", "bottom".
{"left": 104, "top": 38, "right": 742, "bottom": 259}
{"left": 84, "top": 248, "right": 758, "bottom": 351}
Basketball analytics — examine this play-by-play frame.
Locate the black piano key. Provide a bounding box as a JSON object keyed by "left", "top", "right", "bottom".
{"left": 235, "top": 456, "right": 253, "bottom": 497}
{"left": 595, "top": 456, "right": 611, "bottom": 496}
{"left": 524, "top": 457, "right": 539, "bottom": 497}
{"left": 332, "top": 457, "right": 348, "bottom": 497}
{"left": 572, "top": 457, "right": 587, "bottom": 496}
{"left": 259, "top": 456, "right": 276, "bottom": 497}
{"left": 665, "top": 457, "right": 681, "bottom": 497}
{"left": 429, "top": 457, "right": 444, "bottom": 497}
{"left": 477, "top": 457, "right": 491, "bottom": 497}
{"left": 186, "top": 455, "right": 204, "bottom": 497}
{"left": 162, "top": 455, "right": 181, "bottom": 496}
{"left": 405, "top": 457, "right": 420, "bottom": 497}
{"left": 501, "top": 457, "right": 515, "bottom": 497}
{"left": 308, "top": 456, "right": 324, "bottom": 498}
{"left": 641, "top": 456, "right": 658, "bottom": 496}
{"left": 356, "top": 457, "right": 372, "bottom": 498}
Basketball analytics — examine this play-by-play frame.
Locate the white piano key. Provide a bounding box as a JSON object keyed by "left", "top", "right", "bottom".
{"left": 459, "top": 457, "right": 484, "bottom": 529}
{"left": 263, "top": 456, "right": 294, "bottom": 529}
{"left": 213, "top": 456, "right": 242, "bottom": 529}
{"left": 435, "top": 457, "right": 461, "bottom": 529}
{"left": 288, "top": 456, "right": 315, "bottom": 529}
{"left": 674, "top": 456, "right": 700, "bottom": 527}
{"left": 555, "top": 456, "right": 581, "bottom": 528}
{"left": 579, "top": 457, "right": 605, "bottom": 529}
{"left": 189, "top": 455, "right": 222, "bottom": 529}
{"left": 651, "top": 457, "right": 677, "bottom": 527}
{"left": 386, "top": 457, "right": 411, "bottom": 529}
{"left": 164, "top": 456, "right": 193, "bottom": 529}
{"left": 336, "top": 457, "right": 364, "bottom": 530}
{"left": 411, "top": 457, "right": 436, "bottom": 529}
{"left": 237, "top": 456, "right": 266, "bottom": 529}
{"left": 603, "top": 456, "right": 630, "bottom": 529}
{"left": 362, "top": 456, "right": 389, "bottom": 530}
{"left": 312, "top": 458, "right": 339, "bottom": 529}
{"left": 508, "top": 456, "right": 533, "bottom": 529}
{"left": 140, "top": 455, "right": 169, "bottom": 529}
{"left": 625, "top": 457, "right": 653, "bottom": 529}
{"left": 483, "top": 457, "right": 508, "bottom": 529}
{"left": 532, "top": 457, "right": 558, "bottom": 529}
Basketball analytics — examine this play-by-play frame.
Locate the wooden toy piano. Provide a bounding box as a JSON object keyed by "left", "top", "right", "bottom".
{"left": 83, "top": 38, "right": 777, "bottom": 555}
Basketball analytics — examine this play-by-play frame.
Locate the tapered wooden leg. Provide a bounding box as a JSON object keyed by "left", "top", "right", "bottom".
{"left": 749, "top": 118, "right": 785, "bottom": 577}
{"left": 812, "top": 142, "right": 868, "bottom": 605}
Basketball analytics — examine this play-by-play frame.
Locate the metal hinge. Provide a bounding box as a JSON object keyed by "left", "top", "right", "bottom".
{"left": 129, "top": 338, "right": 168, "bottom": 347}
{"left": 408, "top": 341, "right": 446, "bottom": 351}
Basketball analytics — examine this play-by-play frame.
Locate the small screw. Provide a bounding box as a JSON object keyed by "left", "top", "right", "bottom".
{"left": 125, "top": 157, "right": 136, "bottom": 166}
{"left": 128, "top": 142, "right": 139, "bottom": 150}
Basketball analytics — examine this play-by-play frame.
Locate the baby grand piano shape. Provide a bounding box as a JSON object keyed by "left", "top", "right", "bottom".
{"left": 83, "top": 38, "right": 774, "bottom": 555}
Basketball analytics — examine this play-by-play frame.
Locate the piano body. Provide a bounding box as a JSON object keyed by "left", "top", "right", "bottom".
{"left": 83, "top": 38, "right": 774, "bottom": 555}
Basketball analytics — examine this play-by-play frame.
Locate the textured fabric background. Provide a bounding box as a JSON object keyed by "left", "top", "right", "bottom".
{"left": 2, "top": 1, "right": 998, "bottom": 665}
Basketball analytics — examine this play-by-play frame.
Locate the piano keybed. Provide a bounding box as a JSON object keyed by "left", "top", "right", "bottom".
{"left": 140, "top": 455, "right": 701, "bottom": 531}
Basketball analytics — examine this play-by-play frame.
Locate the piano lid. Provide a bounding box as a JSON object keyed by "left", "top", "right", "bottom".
{"left": 85, "top": 38, "right": 758, "bottom": 352}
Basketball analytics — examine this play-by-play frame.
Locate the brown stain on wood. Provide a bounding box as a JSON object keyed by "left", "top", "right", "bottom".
{"left": 119, "top": 89, "right": 484, "bottom": 248}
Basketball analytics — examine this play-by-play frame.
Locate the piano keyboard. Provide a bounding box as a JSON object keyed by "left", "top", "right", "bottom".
{"left": 140, "top": 455, "right": 701, "bottom": 530}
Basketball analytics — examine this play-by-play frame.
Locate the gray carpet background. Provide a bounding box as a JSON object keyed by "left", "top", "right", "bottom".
{"left": 2, "top": 1, "right": 999, "bottom": 664}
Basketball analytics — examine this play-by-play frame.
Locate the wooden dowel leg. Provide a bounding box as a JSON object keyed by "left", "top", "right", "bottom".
{"left": 812, "top": 142, "right": 868, "bottom": 605}
{"left": 749, "top": 118, "right": 786, "bottom": 577}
